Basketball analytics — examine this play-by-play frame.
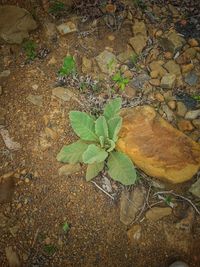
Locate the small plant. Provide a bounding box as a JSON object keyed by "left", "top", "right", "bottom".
{"left": 59, "top": 55, "right": 76, "bottom": 76}
{"left": 43, "top": 244, "right": 57, "bottom": 255}
{"left": 62, "top": 222, "right": 70, "bottom": 233}
{"left": 112, "top": 72, "right": 129, "bottom": 91}
{"left": 192, "top": 95, "right": 200, "bottom": 101}
{"left": 23, "top": 40, "right": 37, "bottom": 60}
{"left": 57, "top": 98, "right": 137, "bottom": 185}
{"left": 49, "top": 0, "right": 65, "bottom": 14}
{"left": 130, "top": 53, "right": 138, "bottom": 66}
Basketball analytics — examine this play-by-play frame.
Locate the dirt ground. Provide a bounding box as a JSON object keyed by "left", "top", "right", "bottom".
{"left": 0, "top": 1, "right": 200, "bottom": 267}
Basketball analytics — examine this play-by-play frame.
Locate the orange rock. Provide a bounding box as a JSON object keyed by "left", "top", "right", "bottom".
{"left": 181, "top": 63, "right": 194, "bottom": 74}
{"left": 154, "top": 93, "right": 164, "bottom": 102}
{"left": 164, "top": 51, "right": 173, "bottom": 59}
{"left": 149, "top": 79, "right": 160, "bottom": 87}
{"left": 150, "top": 70, "right": 159, "bottom": 78}
{"left": 117, "top": 106, "right": 200, "bottom": 184}
{"left": 167, "top": 100, "right": 176, "bottom": 110}
{"left": 188, "top": 38, "right": 199, "bottom": 47}
{"left": 178, "top": 119, "right": 194, "bottom": 132}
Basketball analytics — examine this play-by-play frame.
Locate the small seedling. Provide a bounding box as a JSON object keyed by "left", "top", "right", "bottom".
{"left": 62, "top": 222, "right": 70, "bottom": 233}
{"left": 49, "top": 0, "right": 65, "bottom": 14}
{"left": 23, "top": 40, "right": 37, "bottom": 60}
{"left": 192, "top": 95, "right": 200, "bottom": 101}
{"left": 112, "top": 72, "right": 129, "bottom": 91}
{"left": 43, "top": 244, "right": 57, "bottom": 255}
{"left": 59, "top": 55, "right": 76, "bottom": 76}
{"left": 57, "top": 98, "right": 137, "bottom": 185}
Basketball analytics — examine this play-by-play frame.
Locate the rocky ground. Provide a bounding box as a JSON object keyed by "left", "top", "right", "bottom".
{"left": 0, "top": 1, "right": 200, "bottom": 267}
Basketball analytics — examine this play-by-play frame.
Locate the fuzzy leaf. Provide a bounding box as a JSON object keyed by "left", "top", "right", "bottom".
{"left": 69, "top": 111, "right": 98, "bottom": 142}
{"left": 86, "top": 162, "right": 104, "bottom": 181}
{"left": 95, "top": 116, "right": 108, "bottom": 138}
{"left": 107, "top": 116, "right": 122, "bottom": 142}
{"left": 103, "top": 98, "right": 122, "bottom": 121}
{"left": 106, "top": 139, "right": 115, "bottom": 152}
{"left": 56, "top": 140, "right": 88, "bottom": 163}
{"left": 107, "top": 151, "right": 137, "bottom": 185}
{"left": 99, "top": 136, "right": 105, "bottom": 147}
{"left": 59, "top": 55, "right": 76, "bottom": 76}
{"left": 83, "top": 144, "right": 108, "bottom": 164}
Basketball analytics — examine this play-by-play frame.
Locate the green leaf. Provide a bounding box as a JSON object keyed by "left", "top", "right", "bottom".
{"left": 107, "top": 116, "right": 122, "bottom": 142}
{"left": 56, "top": 140, "right": 88, "bottom": 163}
{"left": 103, "top": 98, "right": 122, "bottom": 121}
{"left": 62, "top": 222, "right": 70, "bottom": 233}
{"left": 86, "top": 162, "right": 104, "bottom": 181}
{"left": 99, "top": 136, "right": 105, "bottom": 147}
{"left": 69, "top": 111, "right": 98, "bottom": 142}
{"left": 95, "top": 116, "right": 108, "bottom": 138}
{"left": 83, "top": 144, "right": 108, "bottom": 164}
{"left": 59, "top": 55, "right": 76, "bottom": 76}
{"left": 106, "top": 139, "right": 115, "bottom": 152}
{"left": 107, "top": 151, "right": 137, "bottom": 185}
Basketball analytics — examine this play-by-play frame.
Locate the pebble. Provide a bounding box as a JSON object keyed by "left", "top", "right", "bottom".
{"left": 127, "top": 224, "right": 142, "bottom": 244}
{"left": 181, "top": 64, "right": 194, "bottom": 74}
{"left": 161, "top": 74, "right": 176, "bottom": 89}
{"left": 176, "top": 102, "right": 187, "bottom": 117}
{"left": 146, "top": 207, "right": 172, "bottom": 221}
{"left": 167, "top": 100, "right": 176, "bottom": 110}
{"left": 149, "top": 79, "right": 160, "bottom": 86}
{"left": 178, "top": 119, "right": 194, "bottom": 132}
{"left": 185, "top": 71, "right": 199, "bottom": 86}
{"left": 185, "top": 109, "right": 200, "bottom": 120}
{"left": 169, "top": 261, "right": 189, "bottom": 267}
{"left": 154, "top": 93, "right": 164, "bottom": 102}
{"left": 164, "top": 51, "right": 173, "bottom": 59}
{"left": 25, "top": 178, "right": 30, "bottom": 183}
{"left": 150, "top": 70, "right": 159, "bottom": 78}
{"left": 0, "top": 85, "right": 2, "bottom": 95}
{"left": 108, "top": 35, "right": 115, "bottom": 41}
{"left": 188, "top": 38, "right": 198, "bottom": 47}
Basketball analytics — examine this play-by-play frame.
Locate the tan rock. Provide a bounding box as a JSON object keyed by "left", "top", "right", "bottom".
{"left": 132, "top": 20, "right": 147, "bottom": 37}
{"left": 123, "top": 70, "right": 133, "bottom": 79}
{"left": 127, "top": 224, "right": 142, "bottom": 244}
{"left": 161, "top": 74, "right": 176, "bottom": 88}
{"left": 181, "top": 64, "right": 194, "bottom": 74}
{"left": 123, "top": 86, "right": 137, "bottom": 99}
{"left": 178, "top": 119, "right": 194, "bottom": 132}
{"left": 164, "top": 51, "right": 173, "bottom": 59}
{"left": 117, "top": 106, "right": 200, "bottom": 183}
{"left": 154, "top": 93, "right": 164, "bottom": 102}
{"left": 149, "top": 79, "right": 160, "bottom": 87}
{"left": 167, "top": 100, "right": 176, "bottom": 110}
{"left": 82, "top": 56, "right": 92, "bottom": 74}
{"left": 58, "top": 163, "right": 81, "bottom": 176}
{"left": 146, "top": 207, "right": 172, "bottom": 221}
{"left": 164, "top": 60, "right": 181, "bottom": 76}
{"left": 188, "top": 38, "right": 199, "bottom": 47}
{"left": 176, "top": 101, "right": 187, "bottom": 117}
{"left": 150, "top": 70, "right": 159, "bottom": 78}
{"left": 149, "top": 61, "right": 167, "bottom": 77}
{"left": 176, "top": 48, "right": 197, "bottom": 64}
{"left": 145, "top": 48, "right": 160, "bottom": 64}
{"left": 129, "top": 35, "right": 147, "bottom": 55}
{"left": 155, "top": 30, "right": 163, "bottom": 37}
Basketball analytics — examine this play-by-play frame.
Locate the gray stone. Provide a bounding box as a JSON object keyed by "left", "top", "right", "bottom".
{"left": 0, "top": 128, "right": 21, "bottom": 150}
{"left": 27, "top": 94, "right": 43, "bottom": 107}
{"left": 0, "top": 5, "right": 37, "bottom": 44}
{"left": 189, "top": 178, "right": 200, "bottom": 198}
{"left": 52, "top": 87, "right": 74, "bottom": 101}
{"left": 169, "top": 262, "right": 189, "bottom": 267}
{"left": 0, "top": 70, "right": 10, "bottom": 78}
{"left": 120, "top": 186, "right": 146, "bottom": 225}
{"left": 5, "top": 246, "right": 21, "bottom": 267}
{"left": 162, "top": 104, "right": 175, "bottom": 122}
{"left": 130, "top": 73, "right": 150, "bottom": 89}
{"left": 185, "top": 109, "right": 200, "bottom": 120}
{"left": 184, "top": 72, "right": 199, "bottom": 86}
{"left": 96, "top": 50, "right": 118, "bottom": 74}
{"left": 161, "top": 74, "right": 176, "bottom": 88}
{"left": 146, "top": 207, "right": 172, "bottom": 221}
{"left": 58, "top": 164, "right": 81, "bottom": 176}
{"left": 56, "top": 21, "right": 77, "bottom": 35}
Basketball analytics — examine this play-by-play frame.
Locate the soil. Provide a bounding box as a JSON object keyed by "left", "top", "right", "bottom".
{"left": 0, "top": 1, "right": 200, "bottom": 267}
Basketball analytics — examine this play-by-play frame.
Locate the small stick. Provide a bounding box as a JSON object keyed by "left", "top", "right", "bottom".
{"left": 154, "top": 191, "right": 200, "bottom": 215}
{"left": 32, "top": 228, "right": 39, "bottom": 248}
{"left": 91, "top": 181, "right": 114, "bottom": 200}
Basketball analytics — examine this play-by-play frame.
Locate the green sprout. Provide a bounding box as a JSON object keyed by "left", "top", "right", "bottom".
{"left": 112, "top": 72, "right": 129, "bottom": 91}
{"left": 23, "top": 40, "right": 37, "bottom": 60}
{"left": 59, "top": 55, "right": 76, "bottom": 76}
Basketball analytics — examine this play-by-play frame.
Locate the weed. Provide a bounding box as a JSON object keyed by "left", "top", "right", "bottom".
{"left": 192, "top": 95, "right": 200, "bottom": 101}
{"left": 43, "top": 244, "right": 57, "bottom": 255}
{"left": 57, "top": 98, "right": 137, "bottom": 185}
{"left": 59, "top": 55, "right": 76, "bottom": 76}
{"left": 62, "top": 222, "right": 70, "bottom": 233}
{"left": 112, "top": 72, "right": 129, "bottom": 91}
{"left": 49, "top": 0, "right": 65, "bottom": 14}
{"left": 23, "top": 40, "right": 37, "bottom": 60}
